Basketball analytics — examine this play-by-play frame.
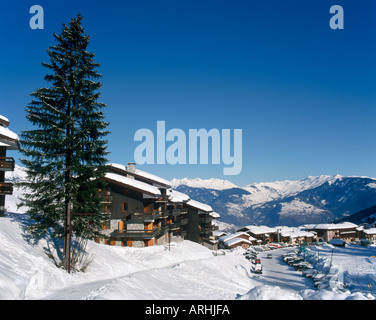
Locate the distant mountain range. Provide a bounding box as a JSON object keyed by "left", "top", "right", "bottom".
{"left": 172, "top": 175, "right": 376, "bottom": 228}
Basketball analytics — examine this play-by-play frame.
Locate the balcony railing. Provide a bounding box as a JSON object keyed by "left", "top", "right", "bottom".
{"left": 199, "top": 225, "right": 218, "bottom": 235}
{"left": 170, "top": 208, "right": 188, "bottom": 216}
{"left": 199, "top": 216, "right": 212, "bottom": 224}
{"left": 112, "top": 226, "right": 168, "bottom": 239}
{"left": 130, "top": 211, "right": 165, "bottom": 221}
{"left": 0, "top": 183, "right": 13, "bottom": 195}
{"left": 0, "top": 157, "right": 15, "bottom": 171}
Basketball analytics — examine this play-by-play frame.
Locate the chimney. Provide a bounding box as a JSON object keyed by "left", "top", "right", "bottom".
{"left": 126, "top": 162, "right": 136, "bottom": 173}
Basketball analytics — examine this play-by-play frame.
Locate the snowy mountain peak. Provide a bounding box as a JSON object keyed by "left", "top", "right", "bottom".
{"left": 170, "top": 177, "right": 239, "bottom": 190}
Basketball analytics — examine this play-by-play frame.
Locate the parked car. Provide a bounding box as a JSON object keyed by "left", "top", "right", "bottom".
{"left": 302, "top": 269, "right": 317, "bottom": 278}
{"left": 288, "top": 257, "right": 304, "bottom": 265}
{"left": 266, "top": 253, "right": 273, "bottom": 259}
{"left": 254, "top": 264, "right": 263, "bottom": 274}
{"left": 294, "top": 262, "right": 313, "bottom": 271}
{"left": 282, "top": 252, "right": 297, "bottom": 259}
{"left": 254, "top": 258, "right": 261, "bottom": 264}
{"left": 283, "top": 255, "right": 298, "bottom": 262}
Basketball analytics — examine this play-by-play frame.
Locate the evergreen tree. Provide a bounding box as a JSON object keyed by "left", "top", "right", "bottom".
{"left": 19, "top": 14, "right": 109, "bottom": 271}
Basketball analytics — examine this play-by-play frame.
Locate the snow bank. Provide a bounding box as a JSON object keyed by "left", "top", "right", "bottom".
{"left": 236, "top": 285, "right": 302, "bottom": 300}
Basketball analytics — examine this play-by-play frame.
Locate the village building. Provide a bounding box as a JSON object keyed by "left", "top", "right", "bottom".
{"left": 0, "top": 115, "right": 20, "bottom": 217}
{"left": 98, "top": 162, "right": 220, "bottom": 249}
{"left": 218, "top": 232, "right": 256, "bottom": 249}
{"left": 276, "top": 227, "right": 315, "bottom": 244}
{"left": 358, "top": 227, "right": 376, "bottom": 242}
{"left": 237, "top": 225, "right": 276, "bottom": 245}
{"left": 304, "top": 222, "right": 359, "bottom": 242}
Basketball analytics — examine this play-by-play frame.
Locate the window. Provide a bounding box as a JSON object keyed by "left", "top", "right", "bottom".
{"left": 122, "top": 202, "right": 128, "bottom": 212}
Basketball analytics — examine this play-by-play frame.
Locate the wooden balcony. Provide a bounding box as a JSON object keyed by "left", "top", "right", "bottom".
{"left": 170, "top": 208, "right": 187, "bottom": 216}
{"left": 112, "top": 226, "right": 168, "bottom": 239}
{"left": 199, "top": 215, "right": 212, "bottom": 224}
{"left": 130, "top": 211, "right": 165, "bottom": 221}
{"left": 0, "top": 157, "right": 15, "bottom": 171}
{"left": 0, "top": 182, "right": 13, "bottom": 195}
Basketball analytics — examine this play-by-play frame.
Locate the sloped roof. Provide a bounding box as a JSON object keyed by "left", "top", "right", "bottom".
{"left": 305, "top": 222, "right": 358, "bottom": 230}
{"left": 109, "top": 163, "right": 172, "bottom": 187}
{"left": 242, "top": 225, "right": 276, "bottom": 235}
{"left": 104, "top": 172, "right": 161, "bottom": 197}
{"left": 219, "top": 232, "right": 256, "bottom": 243}
{"left": 168, "top": 189, "right": 190, "bottom": 203}
{"left": 185, "top": 199, "right": 213, "bottom": 213}
{"left": 0, "top": 118, "right": 19, "bottom": 150}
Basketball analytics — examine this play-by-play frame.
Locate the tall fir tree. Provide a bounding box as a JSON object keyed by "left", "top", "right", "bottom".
{"left": 19, "top": 14, "right": 109, "bottom": 271}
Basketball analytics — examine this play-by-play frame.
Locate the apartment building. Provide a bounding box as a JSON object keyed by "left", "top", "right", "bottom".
{"left": 0, "top": 115, "right": 19, "bottom": 217}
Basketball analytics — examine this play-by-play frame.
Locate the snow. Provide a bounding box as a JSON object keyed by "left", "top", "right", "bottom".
{"left": 367, "top": 183, "right": 376, "bottom": 189}
{"left": 219, "top": 232, "right": 253, "bottom": 243}
{"left": 241, "top": 225, "right": 276, "bottom": 235}
{"left": 209, "top": 211, "right": 221, "bottom": 219}
{"left": 168, "top": 189, "right": 190, "bottom": 203}
{"left": 185, "top": 199, "right": 213, "bottom": 213}
{"left": 0, "top": 114, "right": 9, "bottom": 124}
{"left": 279, "top": 200, "right": 327, "bottom": 218}
{"left": 278, "top": 227, "right": 315, "bottom": 239}
{"left": 104, "top": 172, "right": 161, "bottom": 197}
{"left": 171, "top": 177, "right": 238, "bottom": 190}
{"left": 0, "top": 125, "right": 19, "bottom": 141}
{"left": 362, "top": 228, "right": 376, "bottom": 235}
{"left": 305, "top": 222, "right": 358, "bottom": 230}
{"left": 109, "top": 163, "right": 171, "bottom": 187}
{"left": 242, "top": 175, "right": 341, "bottom": 205}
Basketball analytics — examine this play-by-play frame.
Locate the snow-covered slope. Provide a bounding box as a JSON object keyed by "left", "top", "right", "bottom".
{"left": 242, "top": 175, "right": 342, "bottom": 205}
{"left": 0, "top": 209, "right": 254, "bottom": 300}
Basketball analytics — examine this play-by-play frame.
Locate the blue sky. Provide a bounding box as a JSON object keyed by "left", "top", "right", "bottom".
{"left": 1, "top": 0, "right": 375, "bottom": 186}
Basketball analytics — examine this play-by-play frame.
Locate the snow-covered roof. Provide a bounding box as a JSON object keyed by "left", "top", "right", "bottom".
{"left": 224, "top": 238, "right": 255, "bottom": 247}
{"left": 185, "top": 199, "right": 213, "bottom": 213}
{"left": 109, "top": 163, "right": 172, "bottom": 187}
{"left": 168, "top": 189, "right": 190, "bottom": 203}
{"left": 213, "top": 231, "right": 227, "bottom": 237}
{"left": 104, "top": 172, "right": 161, "bottom": 197}
{"left": 219, "top": 232, "right": 256, "bottom": 243}
{"left": 242, "top": 225, "right": 276, "bottom": 235}
{"left": 209, "top": 211, "right": 221, "bottom": 219}
{"left": 361, "top": 228, "right": 376, "bottom": 235}
{"left": 0, "top": 115, "right": 9, "bottom": 125}
{"left": 279, "top": 227, "right": 315, "bottom": 238}
{"left": 305, "top": 222, "right": 358, "bottom": 230}
{"left": 0, "top": 124, "right": 20, "bottom": 150}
